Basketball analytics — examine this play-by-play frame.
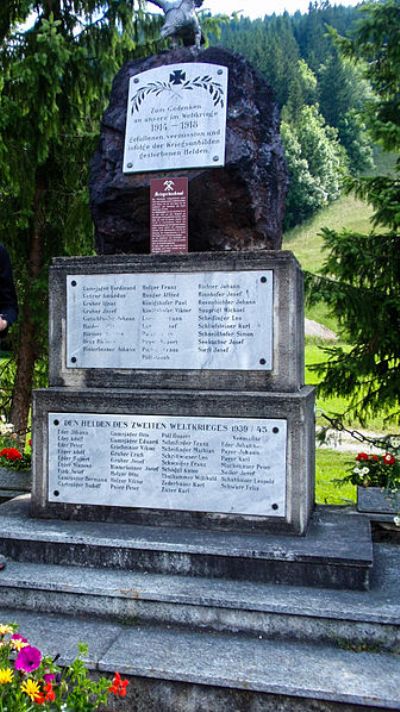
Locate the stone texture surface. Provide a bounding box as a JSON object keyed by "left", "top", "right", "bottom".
{"left": 0, "top": 543, "right": 397, "bottom": 650}
{"left": 0, "top": 497, "right": 372, "bottom": 590}
{"left": 31, "top": 385, "right": 314, "bottom": 535}
{"left": 89, "top": 46, "right": 288, "bottom": 254}
{"left": 49, "top": 252, "right": 304, "bottom": 393}
{"left": 0, "top": 607, "right": 397, "bottom": 711}
{"left": 357, "top": 486, "right": 400, "bottom": 514}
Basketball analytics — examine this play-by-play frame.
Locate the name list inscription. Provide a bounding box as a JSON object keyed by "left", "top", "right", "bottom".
{"left": 123, "top": 63, "right": 228, "bottom": 173}
{"left": 67, "top": 270, "right": 273, "bottom": 371}
{"left": 48, "top": 413, "right": 287, "bottom": 516}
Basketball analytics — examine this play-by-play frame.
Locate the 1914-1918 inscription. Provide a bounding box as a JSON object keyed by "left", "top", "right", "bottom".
{"left": 123, "top": 63, "right": 228, "bottom": 173}
{"left": 48, "top": 413, "right": 287, "bottom": 516}
{"left": 67, "top": 270, "right": 273, "bottom": 371}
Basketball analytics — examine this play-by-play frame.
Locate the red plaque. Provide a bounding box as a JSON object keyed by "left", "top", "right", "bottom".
{"left": 150, "top": 178, "right": 188, "bottom": 254}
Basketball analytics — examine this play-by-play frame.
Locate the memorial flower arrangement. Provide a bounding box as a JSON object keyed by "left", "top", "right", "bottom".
{"left": 0, "top": 418, "right": 31, "bottom": 471}
{"left": 0, "top": 623, "right": 129, "bottom": 710}
{"left": 338, "top": 451, "right": 400, "bottom": 527}
{"left": 341, "top": 451, "right": 400, "bottom": 491}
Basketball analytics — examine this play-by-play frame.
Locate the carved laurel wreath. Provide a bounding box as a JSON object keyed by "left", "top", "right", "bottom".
{"left": 131, "top": 75, "right": 225, "bottom": 114}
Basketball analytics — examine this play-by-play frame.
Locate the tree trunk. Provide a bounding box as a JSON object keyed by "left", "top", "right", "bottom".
{"left": 10, "top": 176, "right": 46, "bottom": 442}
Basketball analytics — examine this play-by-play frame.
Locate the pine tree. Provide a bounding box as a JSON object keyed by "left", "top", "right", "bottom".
{"left": 306, "top": 0, "right": 400, "bottom": 422}
{"left": 0, "top": 1, "right": 161, "bottom": 438}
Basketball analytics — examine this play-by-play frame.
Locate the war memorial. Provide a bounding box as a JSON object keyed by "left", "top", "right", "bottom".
{"left": 0, "top": 5, "right": 398, "bottom": 710}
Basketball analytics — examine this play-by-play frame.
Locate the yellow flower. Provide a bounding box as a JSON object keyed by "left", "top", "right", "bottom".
{"left": 11, "top": 639, "right": 28, "bottom": 651}
{"left": 0, "top": 668, "right": 14, "bottom": 684}
{"left": 0, "top": 625, "right": 13, "bottom": 636}
{"left": 21, "top": 678, "right": 41, "bottom": 701}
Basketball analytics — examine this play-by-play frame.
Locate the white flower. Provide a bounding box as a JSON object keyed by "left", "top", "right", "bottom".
{"left": 361, "top": 467, "right": 370, "bottom": 475}
{"left": 393, "top": 516, "right": 400, "bottom": 528}
{"left": 353, "top": 467, "right": 361, "bottom": 475}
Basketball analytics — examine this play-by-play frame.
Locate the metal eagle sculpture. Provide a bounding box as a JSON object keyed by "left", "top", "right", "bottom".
{"left": 147, "top": 0, "right": 204, "bottom": 49}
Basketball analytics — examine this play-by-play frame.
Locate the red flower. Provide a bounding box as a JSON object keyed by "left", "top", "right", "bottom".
{"left": 34, "top": 694, "right": 46, "bottom": 705}
{"left": 356, "top": 452, "right": 369, "bottom": 461}
{"left": 0, "top": 447, "right": 23, "bottom": 461}
{"left": 369, "top": 454, "right": 379, "bottom": 462}
{"left": 383, "top": 453, "right": 396, "bottom": 465}
{"left": 43, "top": 683, "right": 56, "bottom": 702}
{"left": 109, "top": 672, "right": 129, "bottom": 698}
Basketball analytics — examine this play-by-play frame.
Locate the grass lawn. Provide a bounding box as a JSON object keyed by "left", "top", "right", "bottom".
{"left": 315, "top": 448, "right": 356, "bottom": 505}
{"left": 283, "top": 193, "right": 374, "bottom": 275}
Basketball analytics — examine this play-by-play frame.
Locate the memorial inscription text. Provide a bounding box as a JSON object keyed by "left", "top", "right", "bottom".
{"left": 49, "top": 413, "right": 287, "bottom": 516}
{"left": 123, "top": 63, "right": 228, "bottom": 173}
{"left": 67, "top": 270, "right": 273, "bottom": 370}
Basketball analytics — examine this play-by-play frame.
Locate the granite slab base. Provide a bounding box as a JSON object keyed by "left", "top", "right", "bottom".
{"left": 0, "top": 545, "right": 397, "bottom": 652}
{"left": 0, "top": 497, "right": 372, "bottom": 590}
{"left": 0, "top": 608, "right": 398, "bottom": 711}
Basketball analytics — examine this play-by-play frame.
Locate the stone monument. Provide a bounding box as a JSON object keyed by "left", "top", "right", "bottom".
{"left": 29, "top": 39, "right": 320, "bottom": 537}
{"left": 89, "top": 47, "right": 288, "bottom": 253}
{"left": 0, "top": 22, "right": 382, "bottom": 712}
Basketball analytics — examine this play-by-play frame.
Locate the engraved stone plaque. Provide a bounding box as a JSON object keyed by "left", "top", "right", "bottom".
{"left": 67, "top": 270, "right": 273, "bottom": 371}
{"left": 123, "top": 63, "right": 228, "bottom": 173}
{"left": 48, "top": 413, "right": 287, "bottom": 516}
{"left": 150, "top": 177, "right": 188, "bottom": 253}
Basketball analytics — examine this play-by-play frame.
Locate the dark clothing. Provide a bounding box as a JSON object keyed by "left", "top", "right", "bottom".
{"left": 0, "top": 244, "right": 18, "bottom": 331}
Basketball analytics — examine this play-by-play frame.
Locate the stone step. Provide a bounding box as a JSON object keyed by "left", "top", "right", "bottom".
{"left": 0, "top": 607, "right": 398, "bottom": 711}
{"left": 0, "top": 497, "right": 373, "bottom": 591}
{"left": 0, "top": 544, "right": 398, "bottom": 652}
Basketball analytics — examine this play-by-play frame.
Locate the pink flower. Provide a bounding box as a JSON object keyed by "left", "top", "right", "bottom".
{"left": 14, "top": 645, "right": 42, "bottom": 673}
{"left": 11, "top": 633, "right": 28, "bottom": 643}
{"left": 43, "top": 673, "right": 56, "bottom": 683}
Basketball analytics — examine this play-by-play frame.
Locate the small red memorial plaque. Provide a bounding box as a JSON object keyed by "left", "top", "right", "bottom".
{"left": 150, "top": 178, "right": 188, "bottom": 254}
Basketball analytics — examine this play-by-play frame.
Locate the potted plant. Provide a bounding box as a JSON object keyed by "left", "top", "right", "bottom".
{"left": 340, "top": 451, "right": 400, "bottom": 517}
{"left": 0, "top": 420, "right": 32, "bottom": 500}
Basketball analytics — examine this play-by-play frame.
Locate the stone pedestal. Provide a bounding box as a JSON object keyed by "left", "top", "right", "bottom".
{"left": 32, "top": 250, "right": 314, "bottom": 536}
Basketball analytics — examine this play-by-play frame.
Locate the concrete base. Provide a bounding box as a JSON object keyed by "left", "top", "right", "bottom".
{"left": 0, "top": 498, "right": 397, "bottom": 710}
{"left": 0, "top": 607, "right": 397, "bottom": 711}
{"left": 0, "top": 497, "right": 372, "bottom": 591}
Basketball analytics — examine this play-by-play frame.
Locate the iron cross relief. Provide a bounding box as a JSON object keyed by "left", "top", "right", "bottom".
{"left": 170, "top": 70, "right": 186, "bottom": 85}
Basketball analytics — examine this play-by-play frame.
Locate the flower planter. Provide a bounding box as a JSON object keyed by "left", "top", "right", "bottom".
{"left": 0, "top": 467, "right": 31, "bottom": 501}
{"left": 357, "top": 485, "right": 400, "bottom": 514}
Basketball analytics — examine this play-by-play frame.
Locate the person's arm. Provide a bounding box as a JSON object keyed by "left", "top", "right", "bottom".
{"left": 0, "top": 245, "right": 18, "bottom": 333}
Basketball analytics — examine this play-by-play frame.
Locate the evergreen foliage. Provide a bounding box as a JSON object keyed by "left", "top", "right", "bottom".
{"left": 306, "top": 0, "right": 400, "bottom": 422}
{"left": 218, "top": 1, "right": 373, "bottom": 226}
{"left": 0, "top": 1, "right": 163, "bottom": 436}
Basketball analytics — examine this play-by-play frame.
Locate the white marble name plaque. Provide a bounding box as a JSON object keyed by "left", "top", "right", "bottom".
{"left": 123, "top": 63, "right": 228, "bottom": 173}
{"left": 48, "top": 413, "right": 287, "bottom": 516}
{"left": 67, "top": 270, "right": 273, "bottom": 371}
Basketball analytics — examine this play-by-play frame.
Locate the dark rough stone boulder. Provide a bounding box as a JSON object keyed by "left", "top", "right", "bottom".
{"left": 90, "top": 46, "right": 288, "bottom": 254}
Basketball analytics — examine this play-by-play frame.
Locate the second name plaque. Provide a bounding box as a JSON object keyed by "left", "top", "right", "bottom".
{"left": 67, "top": 270, "right": 273, "bottom": 371}
{"left": 48, "top": 413, "right": 287, "bottom": 517}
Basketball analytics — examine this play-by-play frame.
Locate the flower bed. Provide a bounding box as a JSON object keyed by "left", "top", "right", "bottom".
{"left": 0, "top": 623, "right": 128, "bottom": 710}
